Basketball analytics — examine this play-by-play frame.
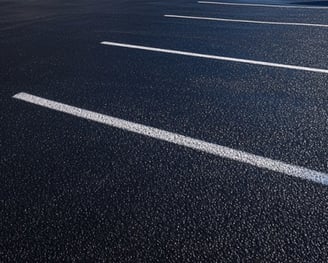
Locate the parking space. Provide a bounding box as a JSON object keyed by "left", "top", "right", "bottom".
{"left": 1, "top": 0, "right": 328, "bottom": 261}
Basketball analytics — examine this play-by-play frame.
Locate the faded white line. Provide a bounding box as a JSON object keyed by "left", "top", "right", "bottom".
{"left": 165, "top": 14, "right": 328, "bottom": 28}
{"left": 100, "top": 41, "right": 328, "bottom": 74}
{"left": 13, "top": 92, "right": 328, "bottom": 186}
{"left": 198, "top": 1, "right": 328, "bottom": 9}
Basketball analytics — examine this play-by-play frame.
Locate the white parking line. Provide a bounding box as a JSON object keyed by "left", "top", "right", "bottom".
{"left": 198, "top": 1, "right": 328, "bottom": 9}
{"left": 165, "top": 14, "right": 328, "bottom": 28}
{"left": 100, "top": 41, "right": 328, "bottom": 74}
{"left": 13, "top": 92, "right": 328, "bottom": 186}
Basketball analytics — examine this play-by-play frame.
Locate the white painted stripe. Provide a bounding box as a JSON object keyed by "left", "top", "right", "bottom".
{"left": 100, "top": 41, "right": 328, "bottom": 74}
{"left": 165, "top": 14, "right": 328, "bottom": 28}
{"left": 13, "top": 92, "right": 328, "bottom": 186}
{"left": 198, "top": 1, "right": 328, "bottom": 9}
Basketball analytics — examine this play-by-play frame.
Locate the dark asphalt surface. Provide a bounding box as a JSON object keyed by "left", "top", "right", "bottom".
{"left": 1, "top": 0, "right": 328, "bottom": 262}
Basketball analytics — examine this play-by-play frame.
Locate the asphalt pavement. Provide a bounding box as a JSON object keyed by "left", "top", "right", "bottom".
{"left": 1, "top": 0, "right": 328, "bottom": 262}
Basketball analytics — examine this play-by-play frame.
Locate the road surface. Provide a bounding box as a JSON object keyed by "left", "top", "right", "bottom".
{"left": 1, "top": 0, "right": 328, "bottom": 261}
